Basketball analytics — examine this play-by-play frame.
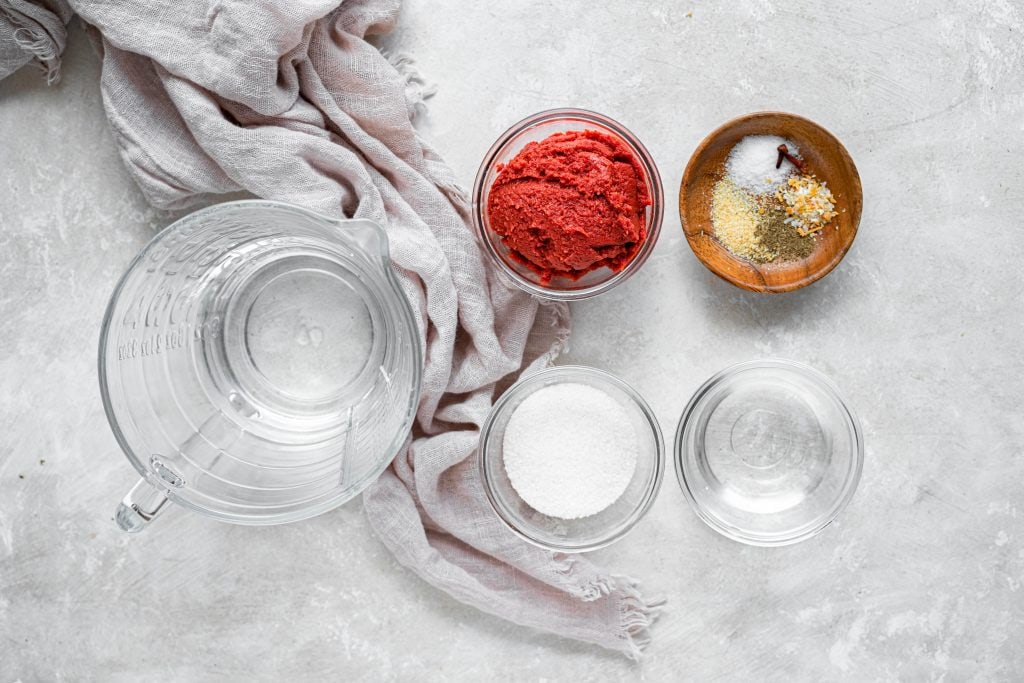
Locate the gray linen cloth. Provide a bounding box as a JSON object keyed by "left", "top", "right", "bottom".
{"left": 0, "top": 0, "right": 661, "bottom": 657}
{"left": 0, "top": 0, "right": 71, "bottom": 82}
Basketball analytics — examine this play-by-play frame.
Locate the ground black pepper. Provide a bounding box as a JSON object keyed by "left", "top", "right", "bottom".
{"left": 755, "top": 205, "right": 816, "bottom": 262}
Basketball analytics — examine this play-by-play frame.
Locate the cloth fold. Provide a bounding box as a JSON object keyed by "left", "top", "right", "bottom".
{"left": 0, "top": 0, "right": 71, "bottom": 82}
{"left": 0, "top": 0, "right": 661, "bottom": 657}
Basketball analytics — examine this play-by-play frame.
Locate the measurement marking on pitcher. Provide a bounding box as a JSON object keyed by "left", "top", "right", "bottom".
{"left": 117, "top": 319, "right": 222, "bottom": 360}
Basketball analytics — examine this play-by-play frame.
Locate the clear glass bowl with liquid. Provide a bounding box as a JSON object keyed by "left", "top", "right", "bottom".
{"left": 100, "top": 200, "right": 421, "bottom": 531}
{"left": 674, "top": 359, "right": 863, "bottom": 546}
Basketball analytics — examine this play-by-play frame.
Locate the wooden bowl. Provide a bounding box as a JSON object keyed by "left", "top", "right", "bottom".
{"left": 679, "top": 112, "right": 862, "bottom": 293}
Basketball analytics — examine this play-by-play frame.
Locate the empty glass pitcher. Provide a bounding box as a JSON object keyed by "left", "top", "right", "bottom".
{"left": 100, "top": 201, "right": 422, "bottom": 531}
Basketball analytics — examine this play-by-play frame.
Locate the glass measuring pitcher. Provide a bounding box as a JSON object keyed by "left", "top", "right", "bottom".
{"left": 100, "top": 201, "right": 422, "bottom": 531}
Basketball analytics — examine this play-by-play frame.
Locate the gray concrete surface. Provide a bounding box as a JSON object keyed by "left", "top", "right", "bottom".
{"left": 2, "top": 1, "right": 1023, "bottom": 680}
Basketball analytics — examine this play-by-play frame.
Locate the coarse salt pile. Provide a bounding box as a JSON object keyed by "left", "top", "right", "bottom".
{"left": 726, "top": 135, "right": 800, "bottom": 195}
{"left": 502, "top": 382, "right": 638, "bottom": 519}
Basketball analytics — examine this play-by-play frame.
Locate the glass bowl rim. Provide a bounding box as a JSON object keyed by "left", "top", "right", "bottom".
{"left": 673, "top": 358, "right": 864, "bottom": 547}
{"left": 471, "top": 108, "right": 665, "bottom": 302}
{"left": 479, "top": 364, "right": 666, "bottom": 552}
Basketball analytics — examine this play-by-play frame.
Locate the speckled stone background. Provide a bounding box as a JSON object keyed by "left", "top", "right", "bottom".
{"left": 2, "top": 1, "right": 1023, "bottom": 680}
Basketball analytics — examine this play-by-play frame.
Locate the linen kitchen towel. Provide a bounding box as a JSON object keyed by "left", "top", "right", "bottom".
{"left": 0, "top": 0, "right": 72, "bottom": 82}
{"left": 0, "top": 0, "right": 661, "bottom": 657}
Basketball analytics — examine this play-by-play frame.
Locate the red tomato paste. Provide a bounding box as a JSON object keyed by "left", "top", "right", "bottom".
{"left": 486, "top": 129, "right": 650, "bottom": 283}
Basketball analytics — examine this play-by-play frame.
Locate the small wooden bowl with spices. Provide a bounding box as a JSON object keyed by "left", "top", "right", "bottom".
{"left": 679, "top": 112, "right": 862, "bottom": 293}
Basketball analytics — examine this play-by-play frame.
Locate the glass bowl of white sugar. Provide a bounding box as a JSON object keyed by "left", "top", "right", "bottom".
{"left": 479, "top": 366, "right": 665, "bottom": 552}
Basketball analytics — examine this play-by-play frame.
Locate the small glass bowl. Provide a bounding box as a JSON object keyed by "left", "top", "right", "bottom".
{"left": 480, "top": 366, "right": 665, "bottom": 552}
{"left": 471, "top": 108, "right": 664, "bottom": 301}
{"left": 675, "top": 359, "right": 864, "bottom": 546}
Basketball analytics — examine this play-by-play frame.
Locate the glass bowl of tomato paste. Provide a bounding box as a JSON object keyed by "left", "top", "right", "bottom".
{"left": 472, "top": 108, "right": 663, "bottom": 300}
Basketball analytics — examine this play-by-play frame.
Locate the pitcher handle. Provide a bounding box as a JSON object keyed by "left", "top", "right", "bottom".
{"left": 115, "top": 478, "right": 169, "bottom": 533}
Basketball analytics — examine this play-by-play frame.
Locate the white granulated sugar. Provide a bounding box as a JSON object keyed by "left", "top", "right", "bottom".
{"left": 726, "top": 135, "right": 800, "bottom": 195}
{"left": 502, "top": 382, "right": 638, "bottom": 519}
